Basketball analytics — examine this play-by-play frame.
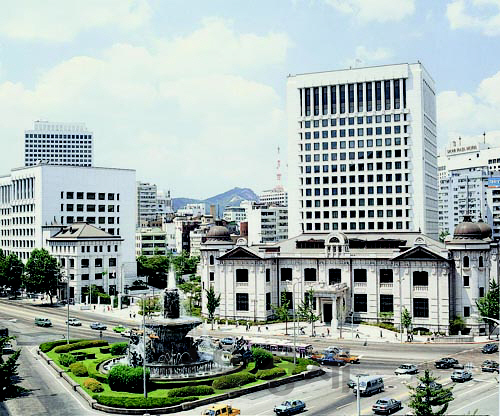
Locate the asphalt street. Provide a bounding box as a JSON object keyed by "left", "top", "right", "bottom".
{"left": 0, "top": 299, "right": 498, "bottom": 416}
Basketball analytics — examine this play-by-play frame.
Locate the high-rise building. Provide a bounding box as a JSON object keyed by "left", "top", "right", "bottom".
{"left": 24, "top": 121, "right": 93, "bottom": 167}
{"left": 438, "top": 137, "right": 500, "bottom": 239}
{"left": 136, "top": 182, "right": 171, "bottom": 226}
{"left": 242, "top": 201, "right": 288, "bottom": 245}
{"left": 259, "top": 188, "right": 288, "bottom": 207}
{"left": 287, "top": 63, "right": 438, "bottom": 239}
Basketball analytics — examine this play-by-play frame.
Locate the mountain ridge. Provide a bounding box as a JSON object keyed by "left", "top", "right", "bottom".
{"left": 172, "top": 187, "right": 259, "bottom": 212}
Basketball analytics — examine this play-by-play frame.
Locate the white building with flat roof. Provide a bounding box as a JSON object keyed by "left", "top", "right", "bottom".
{"left": 259, "top": 187, "right": 288, "bottom": 207}
{"left": 287, "top": 63, "right": 438, "bottom": 239}
{"left": 438, "top": 138, "right": 500, "bottom": 240}
{"left": 244, "top": 201, "right": 288, "bottom": 245}
{"left": 223, "top": 206, "right": 247, "bottom": 223}
{"left": 0, "top": 164, "right": 136, "bottom": 282}
{"left": 24, "top": 121, "right": 93, "bottom": 167}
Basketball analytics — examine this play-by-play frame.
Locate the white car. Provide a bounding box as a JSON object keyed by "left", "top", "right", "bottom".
{"left": 65, "top": 318, "right": 82, "bottom": 326}
{"left": 395, "top": 364, "right": 419, "bottom": 375}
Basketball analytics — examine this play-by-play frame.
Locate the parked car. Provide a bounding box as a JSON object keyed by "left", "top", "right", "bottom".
{"left": 482, "top": 343, "right": 499, "bottom": 354}
{"left": 90, "top": 322, "right": 107, "bottom": 330}
{"left": 65, "top": 318, "right": 82, "bottom": 326}
{"left": 202, "top": 404, "right": 240, "bottom": 416}
{"left": 451, "top": 369, "right": 472, "bottom": 382}
{"left": 481, "top": 360, "right": 499, "bottom": 373}
{"left": 434, "top": 357, "right": 463, "bottom": 369}
{"left": 347, "top": 373, "right": 369, "bottom": 389}
{"left": 34, "top": 317, "right": 52, "bottom": 327}
{"left": 372, "top": 398, "right": 402, "bottom": 415}
{"left": 113, "top": 325, "right": 127, "bottom": 333}
{"left": 2, "top": 342, "right": 15, "bottom": 355}
{"left": 395, "top": 364, "right": 419, "bottom": 375}
{"left": 220, "top": 337, "right": 235, "bottom": 345}
{"left": 274, "top": 399, "right": 306, "bottom": 415}
{"left": 335, "top": 352, "right": 360, "bottom": 364}
{"left": 324, "top": 346, "right": 342, "bottom": 354}
{"left": 318, "top": 354, "right": 345, "bottom": 366}
{"left": 121, "top": 330, "right": 131, "bottom": 338}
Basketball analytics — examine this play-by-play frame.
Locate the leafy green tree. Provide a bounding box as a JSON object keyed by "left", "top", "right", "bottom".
{"left": 449, "top": 315, "right": 466, "bottom": 335}
{"left": 407, "top": 369, "right": 453, "bottom": 415}
{"left": 178, "top": 276, "right": 201, "bottom": 314}
{"left": 4, "top": 254, "right": 24, "bottom": 297}
{"left": 205, "top": 285, "right": 220, "bottom": 330}
{"left": 272, "top": 292, "right": 291, "bottom": 335}
{"left": 402, "top": 307, "right": 412, "bottom": 334}
{"left": 23, "top": 249, "right": 61, "bottom": 305}
{"left": 439, "top": 230, "right": 450, "bottom": 243}
{"left": 0, "top": 249, "right": 6, "bottom": 287}
{"left": 298, "top": 289, "right": 321, "bottom": 337}
{"left": 137, "top": 296, "right": 161, "bottom": 317}
{"left": 171, "top": 251, "right": 199, "bottom": 278}
{"left": 136, "top": 254, "right": 170, "bottom": 288}
{"left": 476, "top": 279, "right": 499, "bottom": 338}
{"left": 0, "top": 336, "right": 21, "bottom": 401}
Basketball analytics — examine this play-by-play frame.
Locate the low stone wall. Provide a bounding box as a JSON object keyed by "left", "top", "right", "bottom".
{"left": 432, "top": 335, "right": 475, "bottom": 343}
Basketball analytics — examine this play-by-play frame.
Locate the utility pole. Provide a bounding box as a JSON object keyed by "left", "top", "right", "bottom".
{"left": 143, "top": 294, "right": 147, "bottom": 398}
{"left": 356, "top": 374, "right": 361, "bottom": 416}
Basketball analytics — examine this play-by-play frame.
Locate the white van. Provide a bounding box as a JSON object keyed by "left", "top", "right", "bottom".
{"left": 353, "top": 376, "right": 384, "bottom": 396}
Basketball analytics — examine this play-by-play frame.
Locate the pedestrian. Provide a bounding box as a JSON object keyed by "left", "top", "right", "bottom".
{"left": 107, "top": 306, "right": 110, "bottom": 312}
{"left": 258, "top": 326, "right": 261, "bottom": 333}
{"left": 133, "top": 313, "right": 136, "bottom": 319}
{"left": 129, "top": 313, "right": 132, "bottom": 318}
{"left": 93, "top": 305, "right": 96, "bottom": 310}
{"left": 355, "top": 330, "right": 360, "bottom": 339}
{"left": 266, "top": 326, "right": 269, "bottom": 331}
{"left": 327, "top": 328, "right": 330, "bottom": 336}
{"left": 380, "top": 330, "right": 383, "bottom": 338}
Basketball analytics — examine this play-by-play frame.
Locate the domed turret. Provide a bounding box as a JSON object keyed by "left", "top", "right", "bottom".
{"left": 206, "top": 225, "right": 231, "bottom": 241}
{"left": 477, "top": 218, "right": 492, "bottom": 239}
{"left": 453, "top": 215, "right": 482, "bottom": 239}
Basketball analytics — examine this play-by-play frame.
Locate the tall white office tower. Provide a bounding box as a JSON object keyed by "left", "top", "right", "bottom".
{"left": 24, "top": 121, "right": 93, "bottom": 167}
{"left": 287, "top": 63, "right": 438, "bottom": 239}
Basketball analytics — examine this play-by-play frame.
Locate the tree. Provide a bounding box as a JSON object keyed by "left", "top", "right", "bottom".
{"left": 449, "top": 315, "right": 466, "bottom": 335}
{"left": 178, "top": 276, "right": 201, "bottom": 315}
{"left": 402, "top": 307, "right": 412, "bottom": 334}
{"left": 171, "top": 251, "right": 199, "bottom": 278}
{"left": 0, "top": 336, "right": 21, "bottom": 401}
{"left": 23, "top": 249, "right": 61, "bottom": 305}
{"left": 298, "top": 289, "right": 320, "bottom": 337}
{"left": 137, "top": 296, "right": 161, "bottom": 317}
{"left": 205, "top": 285, "right": 220, "bottom": 330}
{"left": 272, "top": 292, "right": 291, "bottom": 335}
{"left": 439, "top": 230, "right": 450, "bottom": 243}
{"left": 476, "top": 279, "right": 499, "bottom": 338}
{"left": 137, "top": 255, "right": 170, "bottom": 289}
{"left": 0, "top": 249, "right": 6, "bottom": 288}
{"left": 407, "top": 369, "right": 453, "bottom": 415}
{"left": 4, "top": 254, "right": 24, "bottom": 298}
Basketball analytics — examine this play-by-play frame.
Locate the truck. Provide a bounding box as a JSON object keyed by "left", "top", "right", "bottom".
{"left": 202, "top": 404, "right": 240, "bottom": 416}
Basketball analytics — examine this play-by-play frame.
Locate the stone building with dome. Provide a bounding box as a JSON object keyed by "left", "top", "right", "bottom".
{"left": 200, "top": 219, "right": 499, "bottom": 336}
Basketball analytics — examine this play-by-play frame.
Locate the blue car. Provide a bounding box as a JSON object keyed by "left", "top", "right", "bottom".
{"left": 319, "top": 354, "right": 345, "bottom": 366}
{"left": 274, "top": 399, "right": 306, "bottom": 415}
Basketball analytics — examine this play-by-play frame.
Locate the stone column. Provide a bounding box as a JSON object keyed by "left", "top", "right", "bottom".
{"left": 331, "top": 295, "right": 338, "bottom": 332}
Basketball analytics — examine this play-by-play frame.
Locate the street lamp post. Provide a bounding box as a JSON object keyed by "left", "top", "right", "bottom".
{"left": 356, "top": 374, "right": 361, "bottom": 416}
{"left": 292, "top": 281, "right": 301, "bottom": 365}
{"left": 142, "top": 294, "right": 146, "bottom": 399}
{"left": 66, "top": 278, "right": 70, "bottom": 344}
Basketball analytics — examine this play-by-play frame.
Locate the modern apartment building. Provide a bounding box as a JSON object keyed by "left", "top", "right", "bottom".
{"left": 223, "top": 206, "right": 247, "bottom": 223}
{"left": 136, "top": 182, "right": 171, "bottom": 226}
{"left": 438, "top": 138, "right": 500, "bottom": 239}
{"left": 243, "top": 201, "right": 288, "bottom": 245}
{"left": 0, "top": 164, "right": 136, "bottom": 281}
{"left": 287, "top": 63, "right": 438, "bottom": 239}
{"left": 24, "top": 121, "right": 93, "bottom": 167}
{"left": 135, "top": 227, "right": 169, "bottom": 257}
{"left": 259, "top": 187, "right": 288, "bottom": 207}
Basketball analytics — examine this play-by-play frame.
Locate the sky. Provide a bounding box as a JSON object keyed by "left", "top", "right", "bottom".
{"left": 1, "top": 0, "right": 500, "bottom": 199}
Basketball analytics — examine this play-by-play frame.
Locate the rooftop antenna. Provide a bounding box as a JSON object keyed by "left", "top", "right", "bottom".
{"left": 275, "top": 146, "right": 284, "bottom": 191}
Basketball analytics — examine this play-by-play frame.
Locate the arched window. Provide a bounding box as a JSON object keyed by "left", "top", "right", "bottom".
{"left": 479, "top": 255, "right": 484, "bottom": 268}
{"left": 463, "top": 256, "right": 469, "bottom": 268}
{"left": 209, "top": 255, "right": 214, "bottom": 265}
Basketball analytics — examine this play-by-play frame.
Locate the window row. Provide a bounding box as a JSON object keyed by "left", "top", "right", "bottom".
{"left": 302, "top": 137, "right": 407, "bottom": 150}
{"left": 61, "top": 192, "right": 119, "bottom": 200}
{"left": 301, "top": 126, "right": 407, "bottom": 139}
{"left": 304, "top": 221, "right": 410, "bottom": 231}
{"left": 61, "top": 204, "right": 119, "bottom": 212}
{"left": 301, "top": 114, "right": 406, "bottom": 128}
{"left": 301, "top": 161, "right": 409, "bottom": 173}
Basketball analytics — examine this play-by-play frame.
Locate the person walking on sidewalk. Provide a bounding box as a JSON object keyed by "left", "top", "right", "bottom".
{"left": 355, "top": 330, "right": 360, "bottom": 339}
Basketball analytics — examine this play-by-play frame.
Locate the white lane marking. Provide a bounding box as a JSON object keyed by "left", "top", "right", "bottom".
{"left": 450, "top": 390, "right": 499, "bottom": 415}
{"left": 27, "top": 346, "right": 90, "bottom": 413}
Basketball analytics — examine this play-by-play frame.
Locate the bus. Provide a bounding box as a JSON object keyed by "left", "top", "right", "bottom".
{"left": 247, "top": 337, "right": 313, "bottom": 356}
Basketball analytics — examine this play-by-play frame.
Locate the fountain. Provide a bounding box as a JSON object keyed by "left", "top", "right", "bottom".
{"left": 120, "top": 266, "right": 241, "bottom": 380}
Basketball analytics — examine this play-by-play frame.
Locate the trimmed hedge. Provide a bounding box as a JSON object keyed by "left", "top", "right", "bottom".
{"left": 255, "top": 367, "right": 286, "bottom": 380}
{"left": 54, "top": 340, "right": 108, "bottom": 354}
{"left": 212, "top": 373, "right": 256, "bottom": 390}
{"left": 167, "top": 385, "right": 214, "bottom": 398}
{"left": 83, "top": 378, "right": 104, "bottom": 393}
{"left": 94, "top": 395, "right": 198, "bottom": 409}
{"left": 108, "top": 365, "right": 150, "bottom": 393}
{"left": 88, "top": 357, "right": 109, "bottom": 383}
{"left": 272, "top": 355, "right": 282, "bottom": 364}
{"left": 86, "top": 353, "right": 96, "bottom": 359}
{"left": 69, "top": 362, "right": 88, "bottom": 377}
{"left": 40, "top": 339, "right": 85, "bottom": 353}
{"left": 100, "top": 347, "right": 111, "bottom": 354}
{"left": 59, "top": 353, "right": 76, "bottom": 367}
{"left": 252, "top": 348, "right": 273, "bottom": 370}
{"left": 110, "top": 342, "right": 128, "bottom": 356}
{"left": 281, "top": 356, "right": 317, "bottom": 375}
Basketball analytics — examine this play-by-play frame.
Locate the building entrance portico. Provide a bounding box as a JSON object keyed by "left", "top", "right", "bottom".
{"left": 315, "top": 283, "right": 348, "bottom": 334}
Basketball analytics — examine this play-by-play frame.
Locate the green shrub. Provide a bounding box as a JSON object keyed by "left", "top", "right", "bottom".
{"left": 53, "top": 340, "right": 108, "bottom": 354}
{"left": 110, "top": 342, "right": 128, "bottom": 356}
{"left": 256, "top": 367, "right": 286, "bottom": 380}
{"left": 212, "top": 373, "right": 256, "bottom": 390}
{"left": 272, "top": 355, "right": 282, "bottom": 364}
{"left": 100, "top": 347, "right": 111, "bottom": 354}
{"left": 59, "top": 353, "right": 76, "bottom": 367}
{"left": 69, "top": 362, "right": 88, "bottom": 377}
{"left": 281, "top": 356, "right": 317, "bottom": 374}
{"left": 71, "top": 352, "right": 87, "bottom": 361}
{"left": 167, "top": 385, "right": 214, "bottom": 397}
{"left": 94, "top": 395, "right": 197, "bottom": 409}
{"left": 108, "top": 365, "right": 150, "bottom": 393}
{"left": 40, "top": 339, "right": 85, "bottom": 353}
{"left": 252, "top": 348, "right": 273, "bottom": 370}
{"left": 86, "top": 353, "right": 96, "bottom": 359}
{"left": 83, "top": 378, "right": 104, "bottom": 393}
{"left": 88, "top": 357, "right": 109, "bottom": 383}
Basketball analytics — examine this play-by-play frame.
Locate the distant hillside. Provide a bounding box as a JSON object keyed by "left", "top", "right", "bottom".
{"left": 172, "top": 187, "right": 259, "bottom": 213}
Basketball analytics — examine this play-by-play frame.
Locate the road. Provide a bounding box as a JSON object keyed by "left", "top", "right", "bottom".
{"left": 0, "top": 299, "right": 498, "bottom": 416}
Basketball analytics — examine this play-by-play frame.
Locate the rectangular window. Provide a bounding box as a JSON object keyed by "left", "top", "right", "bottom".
{"left": 413, "top": 271, "right": 428, "bottom": 286}
{"left": 95, "top": 273, "right": 102, "bottom": 280}
{"left": 236, "top": 293, "right": 249, "bottom": 311}
{"left": 463, "top": 275, "right": 469, "bottom": 287}
{"left": 464, "top": 306, "right": 470, "bottom": 317}
{"left": 329, "top": 268, "right": 341, "bottom": 285}
{"left": 95, "top": 258, "right": 102, "bottom": 267}
{"left": 266, "top": 268, "right": 271, "bottom": 282}
{"left": 82, "top": 274, "right": 89, "bottom": 280}
{"left": 304, "top": 268, "right": 317, "bottom": 281}
{"left": 380, "top": 269, "right": 393, "bottom": 283}
{"left": 366, "top": 82, "right": 372, "bottom": 111}
{"left": 81, "top": 259, "right": 89, "bottom": 268}
{"left": 330, "top": 86, "right": 336, "bottom": 114}
{"left": 109, "top": 258, "right": 116, "bottom": 267}
{"left": 380, "top": 294, "right": 394, "bottom": 313}
{"left": 281, "top": 268, "right": 292, "bottom": 281}
{"left": 354, "top": 269, "right": 367, "bottom": 282}
{"left": 413, "top": 298, "right": 429, "bottom": 318}
{"left": 209, "top": 272, "right": 214, "bottom": 281}
{"left": 266, "top": 293, "right": 271, "bottom": 311}
{"left": 354, "top": 294, "right": 367, "bottom": 312}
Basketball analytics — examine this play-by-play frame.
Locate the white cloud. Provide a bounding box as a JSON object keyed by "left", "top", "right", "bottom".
{"left": 447, "top": 0, "right": 500, "bottom": 36}
{"left": 324, "top": 0, "right": 415, "bottom": 22}
{"left": 0, "top": 0, "right": 151, "bottom": 42}
{"left": 0, "top": 18, "right": 290, "bottom": 198}
{"left": 437, "top": 68, "right": 500, "bottom": 148}
{"left": 343, "top": 45, "right": 393, "bottom": 67}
